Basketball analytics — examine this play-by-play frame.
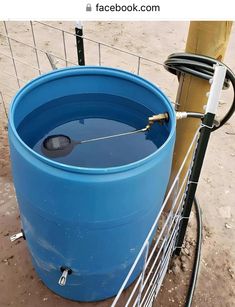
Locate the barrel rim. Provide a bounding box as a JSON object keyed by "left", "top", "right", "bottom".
{"left": 9, "top": 66, "right": 176, "bottom": 174}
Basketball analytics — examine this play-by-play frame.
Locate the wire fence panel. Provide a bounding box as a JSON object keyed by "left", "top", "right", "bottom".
{"left": 0, "top": 21, "right": 195, "bottom": 307}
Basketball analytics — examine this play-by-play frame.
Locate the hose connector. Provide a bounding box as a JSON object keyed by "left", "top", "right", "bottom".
{"left": 176, "top": 111, "right": 204, "bottom": 120}
{"left": 176, "top": 111, "right": 188, "bottom": 120}
{"left": 146, "top": 111, "right": 204, "bottom": 130}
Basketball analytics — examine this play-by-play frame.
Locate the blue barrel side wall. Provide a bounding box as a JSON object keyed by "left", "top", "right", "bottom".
{"left": 8, "top": 67, "right": 176, "bottom": 301}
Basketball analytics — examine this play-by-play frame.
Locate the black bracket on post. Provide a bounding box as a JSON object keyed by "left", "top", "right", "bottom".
{"left": 174, "top": 112, "right": 215, "bottom": 255}
{"left": 174, "top": 64, "right": 226, "bottom": 256}
{"left": 75, "top": 21, "right": 85, "bottom": 66}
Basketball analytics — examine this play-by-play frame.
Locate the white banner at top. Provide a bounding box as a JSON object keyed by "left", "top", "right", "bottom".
{"left": 1, "top": 0, "right": 235, "bottom": 20}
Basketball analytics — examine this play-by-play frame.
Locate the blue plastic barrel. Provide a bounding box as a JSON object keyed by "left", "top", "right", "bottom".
{"left": 8, "top": 67, "right": 176, "bottom": 301}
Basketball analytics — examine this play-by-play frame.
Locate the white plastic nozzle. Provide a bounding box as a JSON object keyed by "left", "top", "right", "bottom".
{"left": 206, "top": 65, "right": 227, "bottom": 115}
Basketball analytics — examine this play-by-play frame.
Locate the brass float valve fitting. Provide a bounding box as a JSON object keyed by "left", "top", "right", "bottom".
{"left": 146, "top": 112, "right": 169, "bottom": 130}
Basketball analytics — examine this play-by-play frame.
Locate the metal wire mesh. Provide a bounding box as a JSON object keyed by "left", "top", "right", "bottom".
{"left": 0, "top": 21, "right": 198, "bottom": 306}
{"left": 0, "top": 21, "right": 174, "bottom": 117}
{"left": 110, "top": 128, "right": 200, "bottom": 306}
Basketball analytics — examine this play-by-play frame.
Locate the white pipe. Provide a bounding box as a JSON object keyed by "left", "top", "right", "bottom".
{"left": 206, "top": 64, "right": 227, "bottom": 115}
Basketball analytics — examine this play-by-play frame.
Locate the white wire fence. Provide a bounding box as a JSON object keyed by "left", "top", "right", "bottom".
{"left": 111, "top": 127, "right": 199, "bottom": 306}
{"left": 0, "top": 21, "right": 197, "bottom": 306}
{"left": 0, "top": 21, "right": 179, "bottom": 116}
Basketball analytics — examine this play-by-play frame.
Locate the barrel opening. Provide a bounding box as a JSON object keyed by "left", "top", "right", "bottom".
{"left": 11, "top": 67, "right": 175, "bottom": 169}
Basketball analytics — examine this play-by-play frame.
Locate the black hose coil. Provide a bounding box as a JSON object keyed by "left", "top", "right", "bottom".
{"left": 164, "top": 53, "right": 235, "bottom": 130}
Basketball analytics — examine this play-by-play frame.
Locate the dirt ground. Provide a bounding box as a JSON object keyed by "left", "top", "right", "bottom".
{"left": 0, "top": 21, "right": 235, "bottom": 306}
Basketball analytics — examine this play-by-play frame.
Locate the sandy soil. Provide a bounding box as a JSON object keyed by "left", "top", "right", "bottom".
{"left": 0, "top": 21, "right": 235, "bottom": 306}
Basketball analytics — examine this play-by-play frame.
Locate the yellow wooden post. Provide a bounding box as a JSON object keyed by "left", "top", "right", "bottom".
{"left": 169, "top": 21, "right": 233, "bottom": 189}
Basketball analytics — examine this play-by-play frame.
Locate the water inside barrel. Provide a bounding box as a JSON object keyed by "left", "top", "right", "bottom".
{"left": 17, "top": 93, "right": 169, "bottom": 168}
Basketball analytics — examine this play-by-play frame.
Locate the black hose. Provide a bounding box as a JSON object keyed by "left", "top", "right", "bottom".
{"left": 164, "top": 53, "right": 235, "bottom": 130}
{"left": 185, "top": 196, "right": 202, "bottom": 307}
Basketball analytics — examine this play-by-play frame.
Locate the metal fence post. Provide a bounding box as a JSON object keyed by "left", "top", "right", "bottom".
{"left": 75, "top": 21, "right": 85, "bottom": 66}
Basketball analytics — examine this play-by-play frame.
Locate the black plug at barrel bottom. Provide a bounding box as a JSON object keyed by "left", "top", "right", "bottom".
{"left": 164, "top": 53, "right": 235, "bottom": 307}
